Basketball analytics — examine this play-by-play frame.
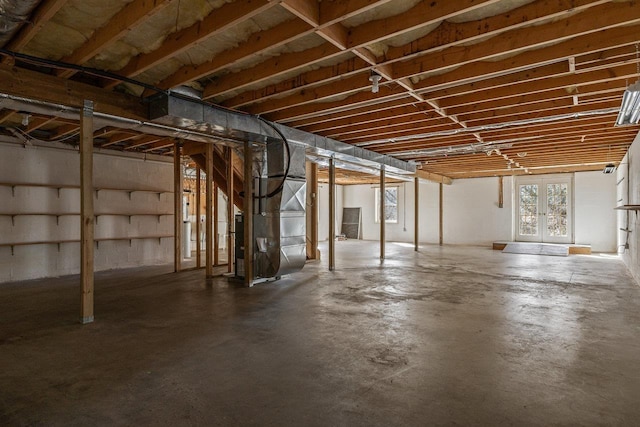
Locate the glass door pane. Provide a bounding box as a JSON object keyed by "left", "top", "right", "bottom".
{"left": 544, "top": 182, "right": 569, "bottom": 240}
{"left": 519, "top": 184, "right": 539, "bottom": 237}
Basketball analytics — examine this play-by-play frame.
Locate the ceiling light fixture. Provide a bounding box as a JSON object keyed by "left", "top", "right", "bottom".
{"left": 616, "top": 44, "right": 640, "bottom": 126}
{"left": 369, "top": 70, "right": 381, "bottom": 93}
{"left": 616, "top": 81, "right": 640, "bottom": 125}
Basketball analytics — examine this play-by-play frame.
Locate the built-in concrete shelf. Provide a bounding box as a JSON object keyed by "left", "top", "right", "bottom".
{"left": 0, "top": 182, "right": 172, "bottom": 199}
{"left": 0, "top": 236, "right": 173, "bottom": 255}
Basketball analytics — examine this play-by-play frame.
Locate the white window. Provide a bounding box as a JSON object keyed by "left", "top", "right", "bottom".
{"left": 375, "top": 187, "right": 398, "bottom": 223}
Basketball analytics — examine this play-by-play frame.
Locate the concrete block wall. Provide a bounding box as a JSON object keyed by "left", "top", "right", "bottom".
{"left": 0, "top": 141, "right": 174, "bottom": 283}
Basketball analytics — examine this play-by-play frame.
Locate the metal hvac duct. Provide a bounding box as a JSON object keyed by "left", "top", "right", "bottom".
{"left": 0, "top": 0, "right": 40, "bottom": 47}
{"left": 253, "top": 139, "right": 307, "bottom": 278}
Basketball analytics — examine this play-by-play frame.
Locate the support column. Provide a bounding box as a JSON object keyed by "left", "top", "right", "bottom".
{"left": 174, "top": 141, "right": 182, "bottom": 272}
{"left": 243, "top": 140, "right": 254, "bottom": 286}
{"left": 498, "top": 176, "right": 504, "bottom": 208}
{"left": 414, "top": 177, "right": 419, "bottom": 252}
{"left": 329, "top": 157, "right": 335, "bottom": 271}
{"left": 214, "top": 183, "right": 219, "bottom": 265}
{"left": 306, "top": 161, "right": 319, "bottom": 259}
{"left": 439, "top": 182, "right": 444, "bottom": 246}
{"left": 227, "top": 147, "right": 234, "bottom": 274}
{"left": 380, "top": 166, "right": 385, "bottom": 260}
{"left": 80, "top": 100, "right": 94, "bottom": 324}
{"left": 196, "top": 166, "right": 201, "bottom": 268}
{"left": 205, "top": 143, "right": 213, "bottom": 277}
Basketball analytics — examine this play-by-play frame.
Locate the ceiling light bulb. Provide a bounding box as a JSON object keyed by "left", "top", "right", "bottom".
{"left": 21, "top": 113, "right": 30, "bottom": 126}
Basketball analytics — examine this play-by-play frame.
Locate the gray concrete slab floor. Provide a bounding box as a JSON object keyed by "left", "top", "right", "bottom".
{"left": 1, "top": 241, "right": 640, "bottom": 426}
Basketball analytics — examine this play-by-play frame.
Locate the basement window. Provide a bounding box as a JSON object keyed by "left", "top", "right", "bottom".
{"left": 375, "top": 187, "right": 398, "bottom": 223}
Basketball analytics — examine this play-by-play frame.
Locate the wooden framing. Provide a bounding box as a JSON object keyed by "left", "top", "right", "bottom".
{"left": 414, "top": 177, "right": 419, "bottom": 252}
{"left": 439, "top": 183, "right": 443, "bottom": 246}
{"left": 328, "top": 157, "right": 335, "bottom": 271}
{"left": 243, "top": 140, "right": 254, "bottom": 286}
{"left": 173, "top": 141, "right": 182, "bottom": 272}
{"left": 206, "top": 143, "right": 214, "bottom": 278}
{"left": 196, "top": 166, "right": 201, "bottom": 268}
{"left": 80, "top": 100, "right": 94, "bottom": 324}
{"left": 213, "top": 183, "right": 219, "bottom": 266}
{"left": 227, "top": 147, "right": 235, "bottom": 273}
{"left": 380, "top": 167, "right": 385, "bottom": 261}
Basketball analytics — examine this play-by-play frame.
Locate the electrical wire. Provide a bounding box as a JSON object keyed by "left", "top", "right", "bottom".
{"left": 256, "top": 116, "right": 291, "bottom": 199}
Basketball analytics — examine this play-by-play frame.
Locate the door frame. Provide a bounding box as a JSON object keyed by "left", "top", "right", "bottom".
{"left": 514, "top": 173, "right": 574, "bottom": 244}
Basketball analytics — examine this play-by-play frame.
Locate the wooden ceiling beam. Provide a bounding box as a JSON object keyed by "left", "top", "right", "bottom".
{"left": 223, "top": 56, "right": 370, "bottom": 108}
{"left": 439, "top": 64, "right": 638, "bottom": 112}
{"left": 225, "top": 0, "right": 605, "bottom": 111}
{"left": 57, "top": 0, "right": 173, "bottom": 79}
{"left": 394, "top": 2, "right": 640, "bottom": 81}
{"left": 414, "top": 25, "right": 640, "bottom": 95}
{"left": 155, "top": 18, "right": 312, "bottom": 92}
{"left": 288, "top": 98, "right": 416, "bottom": 128}
{"left": 266, "top": 86, "right": 409, "bottom": 122}
{"left": 101, "top": 132, "right": 141, "bottom": 148}
{"left": 319, "top": 0, "right": 394, "bottom": 25}
{"left": 0, "top": 110, "right": 16, "bottom": 124}
{"left": 0, "top": 63, "right": 147, "bottom": 119}
{"left": 241, "top": 6, "right": 639, "bottom": 122}
{"left": 461, "top": 99, "right": 619, "bottom": 126}
{"left": 305, "top": 103, "right": 436, "bottom": 134}
{"left": 2, "top": 0, "right": 69, "bottom": 63}
{"left": 124, "top": 135, "right": 166, "bottom": 150}
{"left": 348, "top": 0, "right": 504, "bottom": 49}
{"left": 203, "top": 43, "right": 343, "bottom": 100}
{"left": 105, "top": 0, "right": 277, "bottom": 88}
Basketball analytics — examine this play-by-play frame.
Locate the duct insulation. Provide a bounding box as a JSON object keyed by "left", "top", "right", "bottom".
{"left": 0, "top": 0, "right": 40, "bottom": 48}
{"left": 254, "top": 139, "right": 307, "bottom": 278}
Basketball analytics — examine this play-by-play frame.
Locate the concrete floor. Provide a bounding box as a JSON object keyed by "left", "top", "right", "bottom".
{"left": 1, "top": 241, "right": 640, "bottom": 425}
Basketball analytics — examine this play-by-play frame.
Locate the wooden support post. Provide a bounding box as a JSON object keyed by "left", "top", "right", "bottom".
{"left": 329, "top": 157, "right": 335, "bottom": 271}
{"left": 306, "top": 161, "right": 319, "bottom": 259}
{"left": 439, "top": 182, "right": 444, "bottom": 246}
{"left": 196, "top": 166, "right": 201, "bottom": 268}
{"left": 243, "top": 140, "right": 254, "bottom": 286}
{"left": 227, "top": 147, "right": 234, "bottom": 274}
{"left": 414, "top": 177, "right": 419, "bottom": 252}
{"left": 498, "top": 176, "right": 504, "bottom": 208}
{"left": 80, "top": 100, "right": 94, "bottom": 324}
{"left": 173, "top": 141, "right": 182, "bottom": 272}
{"left": 214, "top": 183, "right": 219, "bottom": 265}
{"left": 205, "top": 143, "right": 213, "bottom": 278}
{"left": 380, "top": 166, "right": 385, "bottom": 260}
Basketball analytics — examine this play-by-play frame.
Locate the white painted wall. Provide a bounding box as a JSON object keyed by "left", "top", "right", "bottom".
{"left": 317, "top": 183, "right": 343, "bottom": 241}
{"left": 574, "top": 171, "right": 617, "bottom": 252}
{"left": 318, "top": 172, "right": 616, "bottom": 251}
{"left": 0, "top": 141, "right": 174, "bottom": 283}
{"left": 617, "top": 131, "right": 640, "bottom": 283}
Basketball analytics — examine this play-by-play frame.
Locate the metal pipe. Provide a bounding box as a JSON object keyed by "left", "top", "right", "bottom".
{"left": 243, "top": 140, "right": 254, "bottom": 286}
{"left": 380, "top": 166, "right": 385, "bottom": 261}
{"left": 329, "top": 157, "right": 335, "bottom": 271}
{"left": 414, "top": 177, "right": 419, "bottom": 252}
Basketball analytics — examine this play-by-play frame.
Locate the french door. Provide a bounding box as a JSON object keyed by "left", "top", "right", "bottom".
{"left": 516, "top": 175, "right": 573, "bottom": 243}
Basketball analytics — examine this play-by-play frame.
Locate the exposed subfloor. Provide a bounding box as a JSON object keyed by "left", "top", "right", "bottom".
{"left": 2, "top": 241, "right": 640, "bottom": 425}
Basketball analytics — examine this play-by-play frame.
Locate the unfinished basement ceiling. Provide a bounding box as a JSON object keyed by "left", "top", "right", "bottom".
{"left": 0, "top": 0, "right": 639, "bottom": 180}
